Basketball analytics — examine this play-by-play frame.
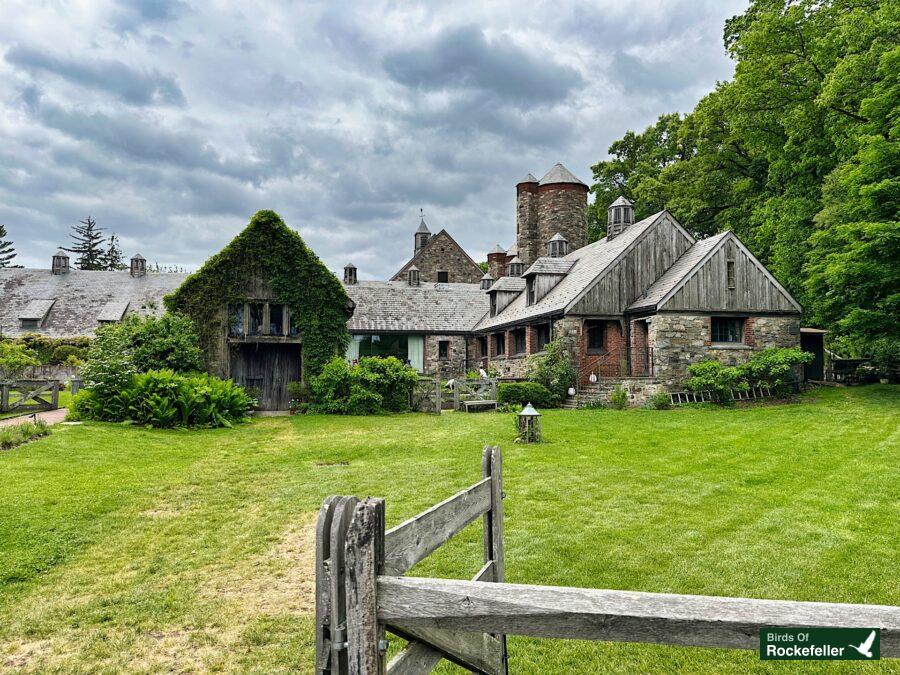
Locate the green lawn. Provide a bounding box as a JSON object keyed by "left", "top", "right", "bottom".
{"left": 0, "top": 386, "right": 898, "bottom": 673}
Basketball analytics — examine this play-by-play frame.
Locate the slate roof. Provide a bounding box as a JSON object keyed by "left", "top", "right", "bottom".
{"left": 344, "top": 281, "right": 488, "bottom": 333}
{"left": 416, "top": 218, "right": 430, "bottom": 234}
{"left": 19, "top": 298, "right": 56, "bottom": 321}
{"left": 609, "top": 195, "right": 634, "bottom": 208}
{"left": 97, "top": 301, "right": 131, "bottom": 323}
{"left": 476, "top": 211, "right": 681, "bottom": 330}
{"left": 390, "top": 228, "right": 483, "bottom": 281}
{"left": 523, "top": 258, "right": 575, "bottom": 276}
{"left": 538, "top": 163, "right": 587, "bottom": 186}
{"left": 517, "top": 173, "right": 538, "bottom": 184}
{"left": 0, "top": 268, "right": 186, "bottom": 337}
{"left": 489, "top": 277, "right": 527, "bottom": 293}
{"left": 627, "top": 231, "right": 730, "bottom": 312}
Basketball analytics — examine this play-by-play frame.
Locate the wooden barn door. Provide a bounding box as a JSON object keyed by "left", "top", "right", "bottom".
{"left": 230, "top": 344, "right": 302, "bottom": 410}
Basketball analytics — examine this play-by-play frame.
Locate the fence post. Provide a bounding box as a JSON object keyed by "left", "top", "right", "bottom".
{"left": 51, "top": 381, "right": 60, "bottom": 409}
{"left": 345, "top": 497, "right": 386, "bottom": 675}
{"left": 0, "top": 383, "right": 8, "bottom": 413}
{"left": 434, "top": 377, "right": 441, "bottom": 415}
{"left": 482, "top": 446, "right": 508, "bottom": 674}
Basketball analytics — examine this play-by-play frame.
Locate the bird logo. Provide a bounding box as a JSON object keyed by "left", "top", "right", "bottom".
{"left": 849, "top": 630, "right": 877, "bottom": 658}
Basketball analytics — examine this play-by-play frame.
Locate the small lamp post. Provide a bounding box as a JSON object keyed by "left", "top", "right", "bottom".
{"left": 517, "top": 402, "right": 542, "bottom": 443}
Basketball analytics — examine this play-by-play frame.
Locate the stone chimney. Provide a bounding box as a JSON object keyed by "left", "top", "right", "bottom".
{"left": 130, "top": 253, "right": 146, "bottom": 277}
{"left": 414, "top": 211, "right": 431, "bottom": 253}
{"left": 52, "top": 250, "right": 70, "bottom": 275}
{"left": 480, "top": 272, "right": 494, "bottom": 290}
{"left": 607, "top": 196, "right": 635, "bottom": 240}
{"left": 515, "top": 173, "right": 539, "bottom": 266}
{"left": 486, "top": 244, "right": 508, "bottom": 279}
{"left": 407, "top": 265, "right": 420, "bottom": 286}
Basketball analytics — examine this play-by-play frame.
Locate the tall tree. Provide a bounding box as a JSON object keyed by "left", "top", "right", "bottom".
{"left": 0, "top": 224, "right": 16, "bottom": 267}
{"left": 103, "top": 233, "right": 127, "bottom": 270}
{"left": 65, "top": 216, "right": 106, "bottom": 270}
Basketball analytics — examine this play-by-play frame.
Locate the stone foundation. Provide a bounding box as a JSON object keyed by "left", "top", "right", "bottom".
{"left": 649, "top": 313, "right": 800, "bottom": 387}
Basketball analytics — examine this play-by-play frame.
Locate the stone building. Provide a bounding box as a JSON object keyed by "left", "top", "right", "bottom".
{"left": 1, "top": 161, "right": 806, "bottom": 407}
{"left": 390, "top": 215, "right": 484, "bottom": 284}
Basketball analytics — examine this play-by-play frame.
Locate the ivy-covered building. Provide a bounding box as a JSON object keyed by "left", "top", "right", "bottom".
{"left": 1, "top": 163, "right": 807, "bottom": 408}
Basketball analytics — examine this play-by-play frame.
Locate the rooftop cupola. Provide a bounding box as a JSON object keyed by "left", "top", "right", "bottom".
{"left": 414, "top": 210, "right": 431, "bottom": 253}
{"left": 506, "top": 256, "right": 524, "bottom": 277}
{"left": 607, "top": 196, "right": 634, "bottom": 240}
{"left": 480, "top": 272, "right": 494, "bottom": 290}
{"left": 52, "top": 250, "right": 70, "bottom": 275}
{"left": 407, "top": 265, "right": 420, "bottom": 286}
{"left": 130, "top": 253, "right": 146, "bottom": 277}
{"left": 343, "top": 262, "right": 357, "bottom": 285}
{"left": 547, "top": 232, "right": 569, "bottom": 258}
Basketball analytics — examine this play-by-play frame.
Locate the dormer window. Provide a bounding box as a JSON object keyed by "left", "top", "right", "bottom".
{"left": 547, "top": 233, "right": 568, "bottom": 258}
{"left": 507, "top": 257, "right": 524, "bottom": 277}
{"left": 408, "top": 266, "right": 420, "bottom": 286}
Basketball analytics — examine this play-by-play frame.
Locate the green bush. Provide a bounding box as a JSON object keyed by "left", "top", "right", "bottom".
{"left": 525, "top": 338, "right": 575, "bottom": 401}
{"left": 50, "top": 344, "right": 85, "bottom": 365}
{"left": 870, "top": 338, "right": 898, "bottom": 380}
{"left": 0, "top": 342, "right": 39, "bottom": 379}
{"left": 14, "top": 334, "right": 91, "bottom": 364}
{"left": 117, "top": 314, "right": 203, "bottom": 373}
{"left": 79, "top": 325, "right": 136, "bottom": 420}
{"left": 609, "top": 385, "right": 629, "bottom": 409}
{"left": 686, "top": 360, "right": 747, "bottom": 404}
{"left": 72, "top": 370, "right": 252, "bottom": 428}
{"left": 0, "top": 419, "right": 50, "bottom": 451}
{"left": 308, "top": 356, "right": 417, "bottom": 415}
{"left": 645, "top": 392, "right": 672, "bottom": 410}
{"left": 740, "top": 347, "right": 812, "bottom": 396}
{"left": 497, "top": 381, "right": 557, "bottom": 408}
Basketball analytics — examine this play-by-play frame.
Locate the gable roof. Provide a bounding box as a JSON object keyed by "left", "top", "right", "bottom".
{"left": 345, "top": 281, "right": 488, "bottom": 333}
{"left": 390, "top": 228, "right": 482, "bottom": 280}
{"left": 0, "top": 268, "right": 185, "bottom": 337}
{"left": 476, "top": 211, "right": 692, "bottom": 330}
{"left": 627, "top": 230, "right": 802, "bottom": 313}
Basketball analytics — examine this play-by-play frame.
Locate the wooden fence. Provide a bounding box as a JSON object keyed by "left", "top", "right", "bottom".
{"left": 316, "top": 445, "right": 900, "bottom": 673}
{"left": 410, "top": 378, "right": 442, "bottom": 414}
{"left": 452, "top": 379, "right": 498, "bottom": 411}
{"left": 0, "top": 380, "right": 60, "bottom": 414}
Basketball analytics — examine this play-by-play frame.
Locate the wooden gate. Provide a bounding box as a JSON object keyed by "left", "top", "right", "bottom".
{"left": 316, "top": 446, "right": 900, "bottom": 673}
{"left": 410, "top": 378, "right": 442, "bottom": 415}
{"left": 316, "top": 446, "right": 507, "bottom": 674}
{"left": 0, "top": 380, "right": 60, "bottom": 414}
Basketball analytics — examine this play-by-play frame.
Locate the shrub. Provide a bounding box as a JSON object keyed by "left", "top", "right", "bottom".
{"left": 685, "top": 360, "right": 747, "bottom": 404}
{"left": 0, "top": 419, "right": 50, "bottom": 450}
{"left": 118, "top": 313, "right": 203, "bottom": 373}
{"left": 50, "top": 344, "right": 85, "bottom": 365}
{"left": 645, "top": 391, "right": 672, "bottom": 410}
{"left": 870, "top": 338, "right": 898, "bottom": 380}
{"left": 73, "top": 370, "right": 252, "bottom": 428}
{"left": 739, "top": 347, "right": 812, "bottom": 396}
{"left": 308, "top": 356, "right": 417, "bottom": 415}
{"left": 0, "top": 342, "right": 39, "bottom": 379}
{"left": 14, "top": 334, "right": 91, "bottom": 364}
{"left": 525, "top": 338, "right": 575, "bottom": 401}
{"left": 609, "top": 385, "right": 629, "bottom": 409}
{"left": 79, "top": 325, "right": 136, "bottom": 420}
{"left": 497, "top": 381, "right": 557, "bottom": 408}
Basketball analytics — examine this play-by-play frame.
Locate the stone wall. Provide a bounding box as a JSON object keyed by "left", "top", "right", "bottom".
{"left": 392, "top": 231, "right": 483, "bottom": 284}
{"left": 516, "top": 183, "right": 539, "bottom": 266}
{"left": 649, "top": 313, "right": 801, "bottom": 387}
{"left": 423, "top": 334, "right": 468, "bottom": 379}
{"left": 536, "top": 184, "right": 587, "bottom": 257}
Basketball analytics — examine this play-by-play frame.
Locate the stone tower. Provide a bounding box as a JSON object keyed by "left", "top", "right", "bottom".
{"left": 535, "top": 163, "right": 587, "bottom": 258}
{"left": 515, "top": 173, "right": 539, "bottom": 266}
{"left": 516, "top": 164, "right": 587, "bottom": 266}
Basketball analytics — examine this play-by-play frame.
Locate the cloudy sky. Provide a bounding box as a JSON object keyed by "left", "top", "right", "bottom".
{"left": 1, "top": 0, "right": 746, "bottom": 278}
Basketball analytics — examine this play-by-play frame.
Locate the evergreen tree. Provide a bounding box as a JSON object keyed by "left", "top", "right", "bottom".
{"left": 0, "top": 224, "right": 16, "bottom": 268}
{"left": 65, "top": 216, "right": 106, "bottom": 270}
{"left": 102, "top": 233, "right": 127, "bottom": 270}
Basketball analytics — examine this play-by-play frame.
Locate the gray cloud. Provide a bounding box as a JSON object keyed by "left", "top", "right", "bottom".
{"left": 0, "top": 1, "right": 742, "bottom": 274}
{"left": 5, "top": 45, "right": 185, "bottom": 106}
{"left": 384, "top": 25, "right": 583, "bottom": 105}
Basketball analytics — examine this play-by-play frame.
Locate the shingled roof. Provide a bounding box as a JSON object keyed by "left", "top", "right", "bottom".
{"left": 0, "top": 268, "right": 186, "bottom": 337}
{"left": 345, "top": 281, "right": 488, "bottom": 333}
{"left": 538, "top": 163, "right": 587, "bottom": 186}
{"left": 476, "top": 211, "right": 687, "bottom": 330}
{"left": 523, "top": 258, "right": 575, "bottom": 276}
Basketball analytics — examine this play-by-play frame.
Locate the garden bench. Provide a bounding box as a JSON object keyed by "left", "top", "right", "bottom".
{"left": 462, "top": 399, "right": 497, "bottom": 412}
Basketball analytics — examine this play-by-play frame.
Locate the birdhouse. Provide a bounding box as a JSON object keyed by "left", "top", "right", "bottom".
{"left": 517, "top": 402, "right": 542, "bottom": 443}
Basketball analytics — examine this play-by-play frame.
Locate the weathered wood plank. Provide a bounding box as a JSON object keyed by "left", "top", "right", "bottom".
{"left": 383, "top": 477, "right": 492, "bottom": 576}
{"left": 315, "top": 496, "right": 338, "bottom": 673}
{"left": 386, "top": 623, "right": 502, "bottom": 674}
{"left": 345, "top": 498, "right": 386, "bottom": 674}
{"left": 386, "top": 641, "right": 443, "bottom": 675}
{"left": 328, "top": 497, "right": 358, "bottom": 675}
{"left": 377, "top": 577, "right": 900, "bottom": 656}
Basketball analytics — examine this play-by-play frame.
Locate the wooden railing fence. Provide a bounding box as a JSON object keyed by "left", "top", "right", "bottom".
{"left": 0, "top": 380, "right": 60, "bottom": 414}
{"left": 316, "top": 446, "right": 899, "bottom": 674}
{"left": 410, "top": 378, "right": 442, "bottom": 414}
{"left": 452, "top": 379, "right": 498, "bottom": 411}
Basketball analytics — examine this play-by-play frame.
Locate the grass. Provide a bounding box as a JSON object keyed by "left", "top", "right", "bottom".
{"left": 0, "top": 420, "right": 50, "bottom": 451}
{"left": 0, "top": 385, "right": 897, "bottom": 673}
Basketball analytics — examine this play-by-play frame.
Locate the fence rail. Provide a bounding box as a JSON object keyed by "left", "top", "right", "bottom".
{"left": 0, "top": 380, "right": 60, "bottom": 413}
{"left": 452, "top": 379, "right": 498, "bottom": 411}
{"left": 316, "top": 446, "right": 899, "bottom": 673}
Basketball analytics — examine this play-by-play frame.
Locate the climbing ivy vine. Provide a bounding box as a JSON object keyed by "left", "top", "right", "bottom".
{"left": 165, "top": 210, "right": 350, "bottom": 378}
